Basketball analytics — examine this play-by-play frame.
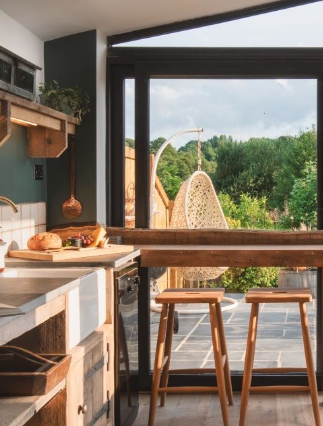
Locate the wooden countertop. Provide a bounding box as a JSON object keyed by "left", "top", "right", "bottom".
{"left": 6, "top": 242, "right": 322, "bottom": 268}
{"left": 139, "top": 244, "right": 323, "bottom": 267}
{"left": 5, "top": 248, "right": 140, "bottom": 269}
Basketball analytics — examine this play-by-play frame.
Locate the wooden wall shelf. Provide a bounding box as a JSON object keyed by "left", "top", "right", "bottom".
{"left": 0, "top": 89, "right": 80, "bottom": 158}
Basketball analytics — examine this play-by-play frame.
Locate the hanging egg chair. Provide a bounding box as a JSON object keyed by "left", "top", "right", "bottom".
{"left": 170, "top": 170, "right": 228, "bottom": 281}
{"left": 150, "top": 128, "right": 238, "bottom": 315}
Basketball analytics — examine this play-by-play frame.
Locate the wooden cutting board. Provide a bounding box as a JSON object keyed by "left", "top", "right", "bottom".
{"left": 8, "top": 244, "right": 134, "bottom": 261}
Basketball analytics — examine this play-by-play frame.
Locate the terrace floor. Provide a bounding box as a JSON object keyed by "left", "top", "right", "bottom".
{"left": 132, "top": 293, "right": 319, "bottom": 426}
{"left": 150, "top": 293, "right": 317, "bottom": 370}
{"left": 134, "top": 392, "right": 323, "bottom": 426}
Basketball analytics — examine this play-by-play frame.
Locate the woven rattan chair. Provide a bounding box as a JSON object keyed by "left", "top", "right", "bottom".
{"left": 170, "top": 170, "right": 228, "bottom": 281}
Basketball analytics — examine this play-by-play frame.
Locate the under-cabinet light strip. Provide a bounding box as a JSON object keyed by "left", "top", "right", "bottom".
{"left": 10, "top": 117, "right": 38, "bottom": 127}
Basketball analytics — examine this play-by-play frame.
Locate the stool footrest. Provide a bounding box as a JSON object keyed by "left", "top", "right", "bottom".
{"left": 159, "top": 386, "right": 218, "bottom": 394}
{"left": 168, "top": 355, "right": 226, "bottom": 376}
{"left": 252, "top": 367, "right": 307, "bottom": 373}
{"left": 169, "top": 368, "right": 216, "bottom": 375}
{"left": 250, "top": 385, "right": 310, "bottom": 393}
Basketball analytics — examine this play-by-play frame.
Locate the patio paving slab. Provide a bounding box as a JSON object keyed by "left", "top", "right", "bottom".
{"left": 149, "top": 292, "right": 317, "bottom": 371}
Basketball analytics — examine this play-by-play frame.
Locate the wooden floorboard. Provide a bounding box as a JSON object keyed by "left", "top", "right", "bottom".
{"left": 134, "top": 392, "right": 323, "bottom": 426}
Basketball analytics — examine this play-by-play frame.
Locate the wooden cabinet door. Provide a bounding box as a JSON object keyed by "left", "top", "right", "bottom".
{"left": 67, "top": 325, "right": 113, "bottom": 426}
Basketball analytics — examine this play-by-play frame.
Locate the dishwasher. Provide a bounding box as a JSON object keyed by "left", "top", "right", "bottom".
{"left": 114, "top": 262, "right": 140, "bottom": 426}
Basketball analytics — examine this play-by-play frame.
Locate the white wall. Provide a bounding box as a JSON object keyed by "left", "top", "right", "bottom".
{"left": 0, "top": 9, "right": 44, "bottom": 92}
{"left": 0, "top": 202, "right": 46, "bottom": 251}
{"left": 0, "top": 13, "right": 108, "bottom": 224}
{"left": 96, "top": 30, "right": 107, "bottom": 224}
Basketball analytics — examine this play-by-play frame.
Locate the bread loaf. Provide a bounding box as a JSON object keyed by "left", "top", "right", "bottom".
{"left": 27, "top": 232, "right": 62, "bottom": 251}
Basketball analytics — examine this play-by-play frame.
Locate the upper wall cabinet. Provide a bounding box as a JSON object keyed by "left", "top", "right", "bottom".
{"left": 0, "top": 89, "right": 80, "bottom": 157}
{"left": 0, "top": 46, "right": 41, "bottom": 101}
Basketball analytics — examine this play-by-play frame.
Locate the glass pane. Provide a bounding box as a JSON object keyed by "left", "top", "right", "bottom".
{"left": 125, "top": 79, "right": 135, "bottom": 228}
{"left": 148, "top": 78, "right": 317, "bottom": 372}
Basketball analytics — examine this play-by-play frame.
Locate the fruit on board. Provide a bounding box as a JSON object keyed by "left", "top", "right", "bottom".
{"left": 63, "top": 233, "right": 94, "bottom": 248}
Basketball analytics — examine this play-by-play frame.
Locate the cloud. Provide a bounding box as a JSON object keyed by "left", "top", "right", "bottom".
{"left": 123, "top": 2, "right": 322, "bottom": 146}
{"left": 148, "top": 79, "right": 316, "bottom": 147}
{"left": 275, "top": 79, "right": 292, "bottom": 91}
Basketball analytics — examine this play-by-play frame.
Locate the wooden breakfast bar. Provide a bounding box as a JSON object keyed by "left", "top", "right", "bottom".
{"left": 139, "top": 245, "right": 323, "bottom": 267}
{"left": 107, "top": 227, "right": 323, "bottom": 268}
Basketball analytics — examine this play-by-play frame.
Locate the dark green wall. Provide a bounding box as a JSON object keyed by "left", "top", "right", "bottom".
{"left": 45, "top": 30, "right": 97, "bottom": 228}
{"left": 0, "top": 124, "right": 46, "bottom": 203}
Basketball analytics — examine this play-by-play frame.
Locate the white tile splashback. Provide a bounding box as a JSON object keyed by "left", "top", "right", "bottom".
{"left": 0, "top": 202, "right": 46, "bottom": 251}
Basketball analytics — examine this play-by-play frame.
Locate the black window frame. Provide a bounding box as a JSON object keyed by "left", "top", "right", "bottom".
{"left": 107, "top": 46, "right": 323, "bottom": 391}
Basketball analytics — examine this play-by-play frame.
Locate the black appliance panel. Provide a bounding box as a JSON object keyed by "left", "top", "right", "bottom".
{"left": 114, "top": 262, "right": 139, "bottom": 426}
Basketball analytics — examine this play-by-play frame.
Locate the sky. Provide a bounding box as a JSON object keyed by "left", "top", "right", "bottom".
{"left": 123, "top": 1, "right": 323, "bottom": 148}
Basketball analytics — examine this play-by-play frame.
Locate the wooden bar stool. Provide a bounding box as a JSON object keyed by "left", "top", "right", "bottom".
{"left": 239, "top": 288, "right": 321, "bottom": 426}
{"left": 148, "top": 288, "right": 233, "bottom": 426}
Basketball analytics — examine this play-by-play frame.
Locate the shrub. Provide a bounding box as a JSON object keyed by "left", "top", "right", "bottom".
{"left": 210, "top": 267, "right": 279, "bottom": 293}
{"left": 218, "top": 192, "right": 274, "bottom": 230}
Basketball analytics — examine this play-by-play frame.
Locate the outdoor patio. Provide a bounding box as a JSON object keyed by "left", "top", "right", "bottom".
{"left": 150, "top": 293, "right": 317, "bottom": 371}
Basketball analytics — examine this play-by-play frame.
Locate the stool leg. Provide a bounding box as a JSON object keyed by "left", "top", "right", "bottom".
{"left": 149, "top": 303, "right": 169, "bottom": 426}
{"left": 216, "top": 303, "right": 234, "bottom": 405}
{"left": 160, "top": 303, "right": 175, "bottom": 407}
{"left": 239, "top": 302, "right": 259, "bottom": 426}
{"left": 209, "top": 302, "right": 230, "bottom": 426}
{"left": 299, "top": 302, "right": 321, "bottom": 426}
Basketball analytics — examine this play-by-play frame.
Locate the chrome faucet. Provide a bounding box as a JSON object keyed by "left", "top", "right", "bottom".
{"left": 0, "top": 196, "right": 18, "bottom": 213}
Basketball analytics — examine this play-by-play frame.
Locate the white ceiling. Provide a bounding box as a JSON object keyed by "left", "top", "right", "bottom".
{"left": 0, "top": 0, "right": 289, "bottom": 42}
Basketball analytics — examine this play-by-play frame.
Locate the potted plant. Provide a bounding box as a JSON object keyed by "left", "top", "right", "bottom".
{"left": 38, "top": 80, "right": 90, "bottom": 121}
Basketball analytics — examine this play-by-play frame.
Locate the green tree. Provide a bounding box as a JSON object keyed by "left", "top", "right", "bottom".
{"left": 150, "top": 137, "right": 182, "bottom": 199}
{"left": 271, "top": 127, "right": 317, "bottom": 210}
{"left": 214, "top": 137, "right": 245, "bottom": 199}
{"left": 215, "top": 136, "right": 284, "bottom": 204}
{"left": 125, "top": 138, "right": 135, "bottom": 148}
{"left": 150, "top": 136, "right": 217, "bottom": 200}
{"left": 280, "top": 161, "right": 317, "bottom": 230}
{"left": 150, "top": 137, "right": 166, "bottom": 154}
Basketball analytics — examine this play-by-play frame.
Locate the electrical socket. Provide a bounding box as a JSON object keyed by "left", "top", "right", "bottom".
{"left": 33, "top": 164, "right": 44, "bottom": 180}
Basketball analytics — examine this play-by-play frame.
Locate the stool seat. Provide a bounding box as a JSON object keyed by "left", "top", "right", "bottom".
{"left": 155, "top": 288, "right": 225, "bottom": 304}
{"left": 245, "top": 287, "right": 312, "bottom": 303}
{"left": 239, "top": 287, "right": 320, "bottom": 426}
{"left": 149, "top": 288, "right": 233, "bottom": 426}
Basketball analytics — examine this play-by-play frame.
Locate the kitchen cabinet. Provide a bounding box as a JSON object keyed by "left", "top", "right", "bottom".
{"left": 0, "top": 267, "right": 115, "bottom": 426}
{"left": 67, "top": 324, "right": 114, "bottom": 426}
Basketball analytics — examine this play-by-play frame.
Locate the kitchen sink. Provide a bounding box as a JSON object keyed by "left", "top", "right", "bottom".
{"left": 0, "top": 266, "right": 107, "bottom": 349}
